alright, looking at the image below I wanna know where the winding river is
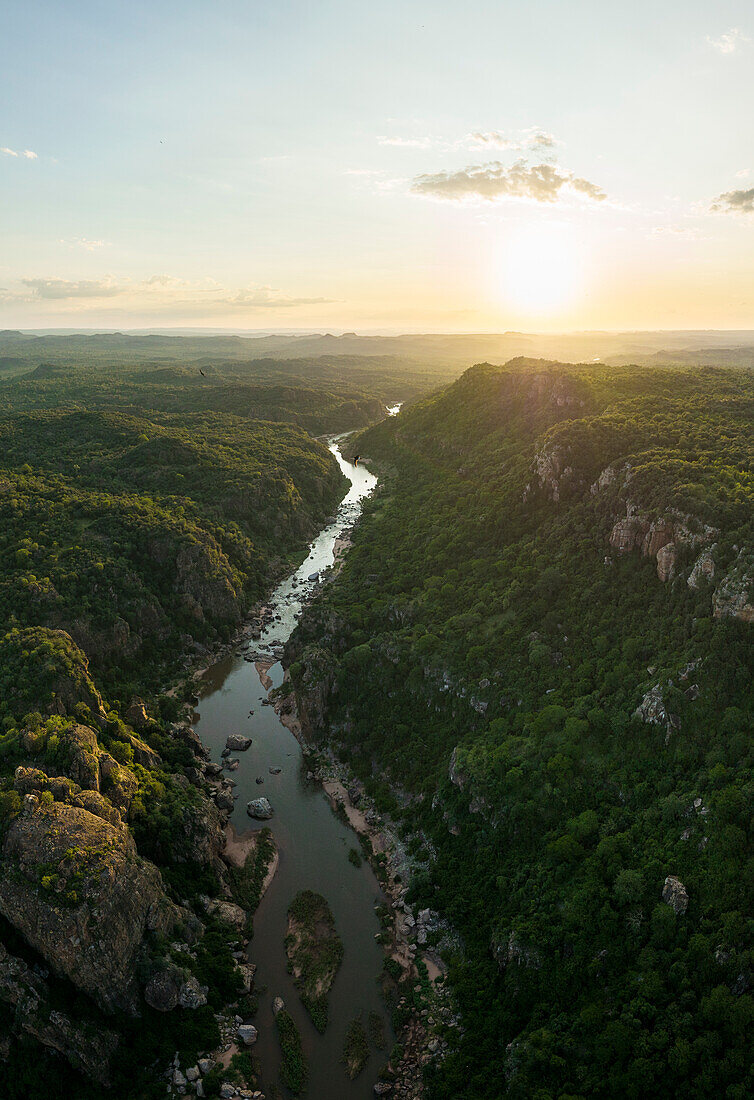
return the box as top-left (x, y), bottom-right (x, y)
top-left (193, 440), bottom-right (391, 1099)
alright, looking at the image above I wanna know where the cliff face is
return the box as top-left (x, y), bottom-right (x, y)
top-left (606, 502), bottom-right (718, 584)
top-left (0, 793), bottom-right (182, 1015)
top-left (0, 939), bottom-right (118, 1083)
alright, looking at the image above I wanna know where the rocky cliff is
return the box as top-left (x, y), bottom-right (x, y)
top-left (0, 791), bottom-right (183, 1015)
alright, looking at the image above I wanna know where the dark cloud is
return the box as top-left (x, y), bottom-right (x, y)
top-left (411, 159), bottom-right (606, 204)
top-left (711, 188), bottom-right (754, 214)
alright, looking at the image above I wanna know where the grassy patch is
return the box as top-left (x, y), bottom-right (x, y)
top-left (275, 1010), bottom-right (308, 1095)
top-left (342, 1014), bottom-right (369, 1079)
top-left (228, 827), bottom-right (275, 930)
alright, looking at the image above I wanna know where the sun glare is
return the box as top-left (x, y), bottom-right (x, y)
top-left (498, 223), bottom-right (584, 315)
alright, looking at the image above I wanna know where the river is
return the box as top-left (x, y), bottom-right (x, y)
top-left (193, 440), bottom-right (391, 1099)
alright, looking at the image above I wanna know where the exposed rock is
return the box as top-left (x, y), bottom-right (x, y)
top-left (662, 875), bottom-right (689, 915)
top-left (179, 974), bottom-right (208, 1008)
top-left (216, 789), bottom-right (235, 812)
top-left (656, 542), bottom-right (677, 583)
top-left (60, 723), bottom-right (101, 790)
top-left (642, 517), bottom-right (675, 559)
top-left (713, 551), bottom-right (754, 623)
top-left (206, 899), bottom-right (247, 928)
top-left (0, 939), bottom-right (118, 1083)
top-left (448, 746), bottom-right (467, 790)
top-left (246, 797), bottom-right (274, 820)
top-left (236, 963), bottom-right (255, 993)
top-left (0, 796), bottom-right (182, 1015)
top-left (633, 685), bottom-right (679, 736)
top-left (226, 734), bottom-right (252, 751)
top-left (272, 995), bottom-right (285, 1015)
top-left (97, 751), bottom-right (138, 815)
top-left (144, 966), bottom-right (181, 1011)
top-left (13, 766), bottom-right (123, 826)
top-left (688, 548), bottom-right (715, 589)
top-left (237, 1023), bottom-right (258, 1045)
top-left (609, 513), bottom-right (650, 553)
top-left (124, 697), bottom-right (150, 729)
top-left (608, 504), bottom-right (718, 584)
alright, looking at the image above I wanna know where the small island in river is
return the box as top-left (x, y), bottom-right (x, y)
top-left (285, 889), bottom-right (344, 1033)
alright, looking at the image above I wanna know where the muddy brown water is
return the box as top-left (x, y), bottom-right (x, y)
top-left (193, 441), bottom-right (394, 1099)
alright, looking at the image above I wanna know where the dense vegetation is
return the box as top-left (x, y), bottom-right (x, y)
top-left (285, 889), bottom-right (344, 1033)
top-left (0, 405), bottom-right (347, 700)
top-left (289, 359), bottom-right (754, 1099)
top-left (0, 357), bottom-right (370, 1094)
top-left (275, 1008), bottom-right (308, 1094)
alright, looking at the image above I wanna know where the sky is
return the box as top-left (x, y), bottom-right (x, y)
top-left (1, 0), bottom-right (753, 332)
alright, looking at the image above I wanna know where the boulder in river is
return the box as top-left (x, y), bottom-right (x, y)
top-left (247, 797), bottom-right (274, 820)
top-left (269, 766), bottom-right (282, 774)
top-left (226, 734), bottom-right (252, 751)
top-left (237, 1023), bottom-right (258, 1045)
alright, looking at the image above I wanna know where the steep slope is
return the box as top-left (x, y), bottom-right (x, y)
top-left (0, 408), bottom-right (347, 697)
top-left (0, 395), bottom-right (352, 1094)
top-left (289, 360), bottom-right (753, 1099)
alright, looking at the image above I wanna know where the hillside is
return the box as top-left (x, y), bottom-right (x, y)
top-left (0, 381), bottom-right (357, 1093)
top-left (288, 360), bottom-right (754, 1099)
top-left (0, 408), bottom-right (347, 698)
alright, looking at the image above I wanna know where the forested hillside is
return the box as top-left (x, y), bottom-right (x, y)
top-left (288, 360), bottom-right (753, 1099)
top-left (0, 407), bottom-right (346, 698)
top-left (0, 377), bottom-right (354, 1095)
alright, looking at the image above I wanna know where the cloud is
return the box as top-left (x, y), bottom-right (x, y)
top-left (223, 286), bottom-right (335, 309)
top-left (58, 237), bottom-right (109, 251)
top-left (1, 146), bottom-right (38, 159)
top-left (466, 129), bottom-right (558, 151)
top-left (377, 135), bottom-right (435, 149)
top-left (706, 28), bottom-right (750, 53)
top-left (6, 275), bottom-right (336, 314)
top-left (735, 168), bottom-right (750, 179)
top-left (649, 225), bottom-right (709, 239)
top-left (377, 128), bottom-right (561, 154)
top-left (410, 159), bottom-right (606, 204)
top-left (22, 278), bottom-right (125, 299)
top-left (711, 188), bottom-right (754, 213)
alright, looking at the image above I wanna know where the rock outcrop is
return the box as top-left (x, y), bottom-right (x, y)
top-left (662, 875), bottom-right (689, 915)
top-left (0, 940), bottom-right (118, 1083)
top-left (688, 548), bottom-right (715, 589)
top-left (226, 734), bottom-right (252, 751)
top-left (608, 503), bottom-right (718, 583)
top-left (0, 794), bottom-right (183, 1015)
top-left (247, 797), bottom-right (274, 820)
top-left (712, 550), bottom-right (754, 623)
top-left (633, 685), bottom-right (679, 737)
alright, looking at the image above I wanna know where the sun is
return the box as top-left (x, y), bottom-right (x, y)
top-left (497, 222), bottom-right (584, 316)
